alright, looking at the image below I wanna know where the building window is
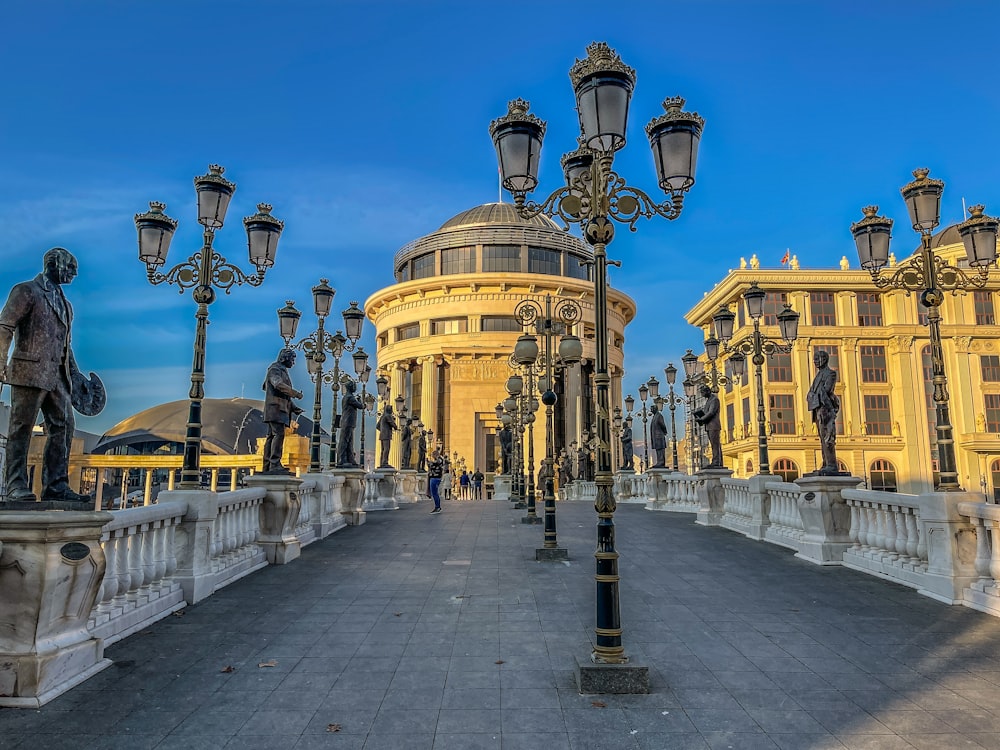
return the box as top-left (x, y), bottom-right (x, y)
top-left (397, 323), bottom-right (420, 341)
top-left (810, 292), bottom-right (836, 326)
top-left (377, 333), bottom-right (388, 349)
top-left (985, 394), bottom-right (1000, 433)
top-left (863, 394), bottom-right (892, 435)
top-left (768, 393), bottom-right (795, 435)
top-left (860, 345), bottom-right (887, 382)
top-left (528, 247), bottom-right (561, 276)
top-left (399, 265), bottom-right (410, 282)
top-left (921, 346), bottom-right (938, 462)
top-left (767, 352), bottom-right (793, 382)
top-left (981, 355), bottom-right (1000, 383)
top-left (762, 292), bottom-right (788, 326)
top-left (773, 458), bottom-right (799, 482)
top-left (405, 362), bottom-right (423, 423)
top-left (917, 300), bottom-right (929, 326)
top-left (481, 316), bottom-right (521, 332)
top-left (975, 291), bottom-right (996, 325)
top-left (441, 247), bottom-right (475, 275)
top-left (412, 252), bottom-right (436, 279)
top-left (431, 318), bottom-right (467, 335)
top-left (991, 459), bottom-right (1000, 503)
top-left (483, 245), bottom-right (521, 273)
top-left (745, 459), bottom-right (754, 475)
top-left (566, 254), bottom-right (591, 280)
top-left (742, 396), bottom-right (751, 437)
top-left (857, 293), bottom-right (883, 326)
top-left (726, 403), bottom-right (735, 441)
top-left (869, 459), bottom-right (897, 492)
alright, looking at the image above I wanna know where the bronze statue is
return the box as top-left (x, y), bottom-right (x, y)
top-left (558, 450), bottom-right (573, 485)
top-left (337, 379), bottom-right (364, 467)
top-left (0, 248), bottom-right (104, 504)
top-left (649, 405), bottom-right (668, 468)
top-left (693, 384), bottom-right (722, 468)
top-left (262, 348), bottom-right (304, 474)
top-left (498, 424), bottom-right (513, 474)
top-left (620, 420), bottom-right (634, 470)
top-left (400, 417), bottom-right (413, 469)
top-left (417, 429), bottom-right (427, 472)
top-left (807, 350), bottom-right (842, 474)
top-left (377, 403), bottom-right (396, 468)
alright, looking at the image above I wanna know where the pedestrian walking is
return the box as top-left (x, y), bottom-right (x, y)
top-left (472, 468), bottom-right (484, 500)
top-left (459, 470), bottom-right (470, 500)
top-left (440, 461), bottom-right (453, 503)
top-left (427, 449), bottom-right (444, 513)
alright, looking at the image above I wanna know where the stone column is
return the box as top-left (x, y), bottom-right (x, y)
top-left (745, 474), bottom-right (772, 540)
top-left (160, 489), bottom-right (219, 604)
top-left (696, 467), bottom-right (733, 526)
top-left (793, 474), bottom-right (863, 564)
top-left (918, 490), bottom-right (980, 603)
top-left (0, 510), bottom-right (113, 707)
top-left (245, 475), bottom-right (303, 565)
top-left (335, 467), bottom-right (367, 525)
top-left (365, 468), bottom-right (400, 510)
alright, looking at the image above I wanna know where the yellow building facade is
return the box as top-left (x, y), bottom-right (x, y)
top-left (364, 203), bottom-right (636, 476)
top-left (686, 229), bottom-right (1000, 496)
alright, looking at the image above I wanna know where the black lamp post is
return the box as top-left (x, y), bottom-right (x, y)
top-left (713, 283), bottom-right (800, 476)
top-left (850, 170), bottom-right (998, 490)
top-left (663, 364), bottom-right (682, 472)
top-left (136, 165), bottom-right (283, 489)
top-left (681, 349), bottom-right (703, 471)
top-left (490, 42), bottom-right (703, 672)
top-left (505, 374), bottom-right (525, 508)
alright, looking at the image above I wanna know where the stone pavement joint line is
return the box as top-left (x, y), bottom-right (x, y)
top-left (3, 499), bottom-right (1000, 749)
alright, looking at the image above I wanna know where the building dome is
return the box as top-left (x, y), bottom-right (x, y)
top-left (438, 202), bottom-right (561, 231)
top-left (92, 398), bottom-right (315, 456)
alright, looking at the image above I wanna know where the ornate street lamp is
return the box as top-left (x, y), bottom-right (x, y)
top-left (513, 334), bottom-right (542, 523)
top-left (514, 296), bottom-right (582, 558)
top-left (136, 165), bottom-right (283, 489)
top-left (505, 373), bottom-right (525, 508)
top-left (714, 284), bottom-right (800, 475)
top-left (851, 169), bottom-right (998, 490)
top-left (663, 363), bottom-right (682, 472)
top-left (491, 42), bottom-right (703, 673)
top-left (637, 382), bottom-right (650, 472)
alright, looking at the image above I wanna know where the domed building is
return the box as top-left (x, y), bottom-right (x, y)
top-left (364, 202), bottom-right (636, 476)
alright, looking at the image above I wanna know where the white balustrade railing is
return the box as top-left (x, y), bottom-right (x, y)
top-left (89, 501), bottom-right (187, 645)
top-left (958, 501), bottom-right (1000, 617)
top-left (213, 487), bottom-right (268, 589)
top-left (764, 481), bottom-right (805, 550)
top-left (645, 473), bottom-right (700, 512)
top-left (720, 478), bottom-right (753, 534)
top-left (841, 489), bottom-right (928, 590)
top-left (614, 472), bottom-right (649, 504)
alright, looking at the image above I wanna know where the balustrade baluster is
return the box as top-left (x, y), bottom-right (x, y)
top-left (904, 511), bottom-right (919, 562)
top-left (883, 508), bottom-right (899, 560)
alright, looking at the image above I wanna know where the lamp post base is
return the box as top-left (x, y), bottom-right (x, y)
top-left (574, 653), bottom-right (649, 694)
top-left (521, 514), bottom-right (543, 525)
top-left (535, 546), bottom-right (568, 562)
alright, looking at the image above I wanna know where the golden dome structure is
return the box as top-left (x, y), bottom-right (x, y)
top-left (365, 202), bottom-right (636, 476)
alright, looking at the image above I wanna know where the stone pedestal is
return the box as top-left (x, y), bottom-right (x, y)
top-left (794, 475), bottom-right (863, 565)
top-left (246, 475), bottom-right (302, 565)
top-left (695, 467), bottom-right (732, 526)
top-left (397, 469), bottom-right (419, 505)
top-left (335, 468), bottom-right (367, 526)
top-left (364, 469), bottom-right (400, 511)
top-left (575, 653), bottom-right (649, 694)
top-left (0, 510), bottom-right (114, 707)
top-left (918, 490), bottom-right (981, 603)
top-left (493, 475), bottom-right (511, 502)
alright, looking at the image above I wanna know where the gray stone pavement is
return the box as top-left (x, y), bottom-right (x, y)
top-left (4, 498), bottom-right (1000, 750)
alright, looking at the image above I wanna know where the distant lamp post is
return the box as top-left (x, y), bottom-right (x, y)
top-left (714, 283), bottom-right (800, 476)
top-left (663, 363), bottom-right (682, 472)
top-left (851, 169), bottom-right (998, 490)
top-left (513, 334), bottom-right (542, 524)
top-left (491, 41), bottom-right (703, 672)
top-left (505, 373), bottom-right (525, 508)
top-left (136, 164), bottom-right (283, 489)
top-left (637, 382), bottom-right (650, 472)
top-left (681, 349), bottom-right (703, 471)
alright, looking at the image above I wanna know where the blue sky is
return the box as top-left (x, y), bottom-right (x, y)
top-left (2, 1), bottom-right (998, 436)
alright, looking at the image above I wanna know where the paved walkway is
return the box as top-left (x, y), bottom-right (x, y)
top-left (3, 498), bottom-right (1000, 749)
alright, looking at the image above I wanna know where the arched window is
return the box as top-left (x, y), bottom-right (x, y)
top-left (773, 458), bottom-right (799, 482)
top-left (837, 460), bottom-right (849, 474)
top-left (991, 459), bottom-right (1000, 502)
top-left (869, 459), bottom-right (897, 492)
top-left (745, 459), bottom-right (754, 476)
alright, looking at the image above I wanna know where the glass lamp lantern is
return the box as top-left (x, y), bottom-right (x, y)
top-left (624, 394), bottom-right (635, 413)
top-left (647, 376), bottom-right (659, 399)
top-left (243, 203), bottom-right (284, 270)
top-left (375, 373), bottom-right (389, 399)
top-left (490, 98), bottom-right (546, 194)
top-left (776, 303), bottom-right (800, 342)
top-left (514, 334), bottom-right (539, 366)
top-left (195, 164), bottom-right (235, 229)
top-left (352, 348), bottom-right (368, 376)
top-left (851, 206), bottom-right (893, 271)
top-left (645, 96), bottom-right (704, 195)
top-left (958, 204), bottom-right (1000, 268)
top-left (558, 334), bottom-right (583, 365)
top-left (277, 300), bottom-right (301, 344)
top-left (681, 349), bottom-right (699, 379)
top-left (729, 352), bottom-right (747, 379)
top-left (341, 301), bottom-right (365, 343)
top-left (312, 278), bottom-right (335, 318)
top-left (134, 201), bottom-right (178, 267)
top-left (713, 305), bottom-right (736, 343)
top-left (569, 42), bottom-right (635, 153)
top-left (664, 363), bottom-right (677, 386)
top-left (900, 168), bottom-right (944, 233)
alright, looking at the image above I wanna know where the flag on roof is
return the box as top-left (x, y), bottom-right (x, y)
top-left (780, 249), bottom-right (791, 265)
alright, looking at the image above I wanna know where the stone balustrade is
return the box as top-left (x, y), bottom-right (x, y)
top-left (959, 500), bottom-right (1000, 617)
top-left (614, 471), bottom-right (649, 504)
top-left (562, 480), bottom-right (597, 503)
top-left (644, 471), bottom-right (700, 512)
top-left (763, 481), bottom-right (806, 551)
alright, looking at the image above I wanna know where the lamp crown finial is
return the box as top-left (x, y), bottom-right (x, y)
top-left (256, 203), bottom-right (273, 214)
top-left (862, 205), bottom-right (879, 218)
top-left (968, 204), bottom-right (985, 219)
top-left (569, 41), bottom-right (636, 88)
top-left (209, 164), bottom-right (225, 175)
top-left (149, 201), bottom-right (166, 213)
top-left (912, 167), bottom-right (930, 181)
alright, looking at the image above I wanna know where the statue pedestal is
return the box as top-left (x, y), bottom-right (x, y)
top-left (334, 468), bottom-right (367, 526)
top-left (397, 470), bottom-right (419, 505)
top-left (493, 475), bottom-right (511, 502)
top-left (246, 475), bottom-right (302, 565)
top-left (364, 469), bottom-right (399, 511)
top-left (793, 475), bottom-right (863, 565)
top-left (695, 467), bottom-right (733, 526)
top-left (0, 510), bottom-right (114, 707)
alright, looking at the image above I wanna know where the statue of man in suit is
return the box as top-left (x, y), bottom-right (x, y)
top-left (807, 350), bottom-right (842, 475)
top-left (262, 348), bottom-right (303, 474)
top-left (0, 248), bottom-right (103, 503)
top-left (377, 403), bottom-right (397, 468)
top-left (337, 379), bottom-right (364, 468)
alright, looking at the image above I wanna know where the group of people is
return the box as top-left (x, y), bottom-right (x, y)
top-left (424, 457), bottom-right (484, 514)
